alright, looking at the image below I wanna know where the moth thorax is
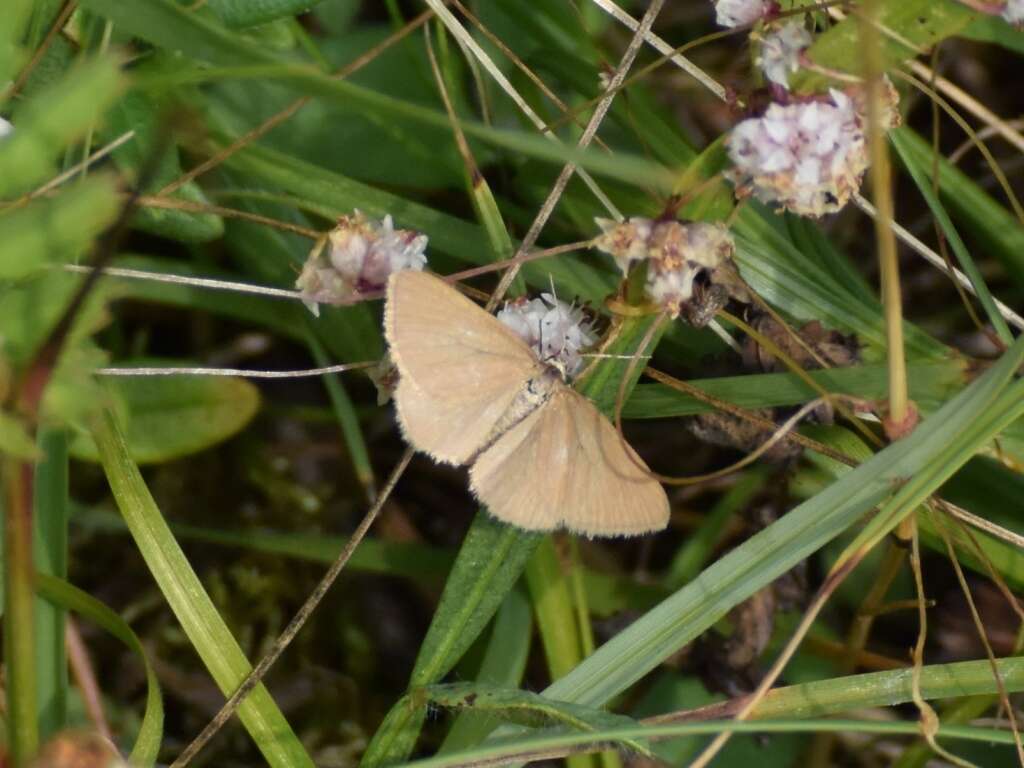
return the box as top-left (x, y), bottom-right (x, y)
top-left (471, 368), bottom-right (562, 463)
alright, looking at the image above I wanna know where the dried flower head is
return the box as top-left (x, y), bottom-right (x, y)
top-left (846, 75), bottom-right (902, 133)
top-left (593, 216), bottom-right (654, 275)
top-left (726, 89), bottom-right (868, 216)
top-left (756, 21), bottom-right (812, 89)
top-left (714, 0), bottom-right (769, 27)
top-left (646, 221), bottom-right (737, 314)
top-left (296, 210), bottom-right (428, 315)
top-left (497, 294), bottom-right (597, 378)
top-left (593, 217), bottom-right (738, 318)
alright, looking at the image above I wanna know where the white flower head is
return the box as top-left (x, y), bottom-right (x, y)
top-left (757, 21), bottom-right (812, 89)
top-left (498, 293), bottom-right (597, 378)
top-left (0, 117), bottom-right (12, 138)
top-left (1003, 0), bottom-right (1024, 24)
top-left (714, 0), bottom-right (770, 28)
top-left (296, 210), bottom-right (428, 315)
top-left (593, 216), bottom-right (655, 275)
top-left (726, 90), bottom-right (868, 216)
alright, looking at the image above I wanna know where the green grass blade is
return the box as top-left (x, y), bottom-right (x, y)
top-left (526, 537), bottom-right (584, 682)
top-left (90, 405), bottom-right (314, 768)
top-left (32, 428), bottom-right (68, 741)
top-left (440, 590), bottom-right (533, 754)
top-left (34, 574), bottom-right (164, 766)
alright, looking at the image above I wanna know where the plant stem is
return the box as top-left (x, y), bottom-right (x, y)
top-left (858, 0), bottom-right (910, 430)
top-left (33, 428), bottom-right (69, 740)
top-left (4, 458), bottom-right (39, 765)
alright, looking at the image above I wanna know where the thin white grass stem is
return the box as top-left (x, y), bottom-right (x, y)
top-left (26, 131), bottom-right (136, 200)
top-left (939, 500), bottom-right (1024, 552)
top-left (95, 362), bottom-right (375, 378)
top-left (422, 0), bottom-right (621, 220)
top-left (589, 0), bottom-right (726, 100)
top-left (853, 195), bottom-right (1024, 332)
top-left (63, 264), bottom-right (306, 302)
top-left (707, 318), bottom-right (743, 354)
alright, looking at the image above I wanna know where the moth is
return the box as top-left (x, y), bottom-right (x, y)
top-left (384, 270), bottom-right (669, 537)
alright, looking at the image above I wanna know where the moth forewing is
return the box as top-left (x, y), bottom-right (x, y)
top-left (385, 270), bottom-right (542, 464)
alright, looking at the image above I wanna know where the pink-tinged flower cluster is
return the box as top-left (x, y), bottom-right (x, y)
top-left (756, 21), bottom-right (811, 89)
top-left (497, 294), bottom-right (597, 377)
top-left (296, 210), bottom-right (428, 315)
top-left (594, 218), bottom-right (738, 316)
top-left (714, 0), bottom-right (769, 27)
top-left (726, 90), bottom-right (867, 217)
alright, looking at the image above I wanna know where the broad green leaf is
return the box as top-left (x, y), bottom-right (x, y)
top-left (34, 574), bottom-right (164, 766)
top-left (0, 56), bottom-right (124, 196)
top-left (960, 15), bottom-right (1024, 55)
top-left (91, 406), bottom-right (314, 768)
top-left (799, 0), bottom-right (976, 88)
top-left (0, 176), bottom-right (120, 279)
top-left (78, 0), bottom-right (280, 66)
top-left (207, 0), bottom-right (328, 28)
top-left (71, 370), bottom-right (260, 464)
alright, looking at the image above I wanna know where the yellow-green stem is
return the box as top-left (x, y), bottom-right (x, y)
top-left (4, 458), bottom-right (39, 765)
top-left (859, 0), bottom-right (909, 428)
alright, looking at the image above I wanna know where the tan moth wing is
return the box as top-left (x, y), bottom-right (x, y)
top-left (384, 270), bottom-right (543, 465)
top-left (469, 387), bottom-right (669, 536)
